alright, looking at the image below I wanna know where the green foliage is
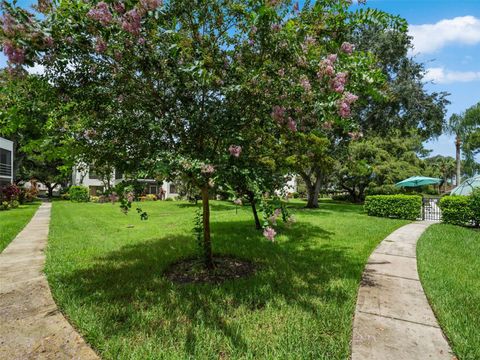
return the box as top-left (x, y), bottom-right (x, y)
top-left (470, 189), bottom-right (480, 226)
top-left (68, 186), bottom-right (89, 202)
top-left (364, 195), bottom-right (422, 220)
top-left (438, 196), bottom-right (474, 226)
top-left (366, 184), bottom-right (403, 195)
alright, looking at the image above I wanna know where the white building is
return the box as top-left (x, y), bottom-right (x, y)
top-left (71, 164), bottom-right (179, 198)
top-left (0, 137), bottom-right (14, 187)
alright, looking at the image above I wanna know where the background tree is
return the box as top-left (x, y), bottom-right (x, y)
top-left (447, 102), bottom-right (480, 185)
top-left (0, 72), bottom-right (73, 197)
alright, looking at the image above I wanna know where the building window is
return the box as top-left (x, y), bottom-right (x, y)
top-left (169, 183), bottom-right (177, 194)
top-left (149, 185), bottom-right (158, 194)
top-left (115, 169), bottom-right (123, 180)
top-left (0, 148), bottom-right (12, 177)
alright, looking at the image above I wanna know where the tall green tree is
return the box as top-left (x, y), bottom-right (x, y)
top-left (0, 72), bottom-right (73, 197)
top-left (447, 102), bottom-right (480, 185)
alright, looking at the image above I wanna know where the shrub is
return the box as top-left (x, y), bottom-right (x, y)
top-left (439, 196), bottom-right (474, 226)
top-left (90, 196), bottom-right (100, 203)
top-left (69, 186), bottom-right (90, 202)
top-left (364, 195), bottom-right (422, 220)
top-left (470, 189), bottom-right (480, 226)
top-left (0, 184), bottom-right (21, 202)
top-left (145, 194), bottom-right (157, 201)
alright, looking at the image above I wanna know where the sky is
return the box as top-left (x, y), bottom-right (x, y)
top-left (352, 0), bottom-right (480, 159)
top-left (1, 0), bottom-right (480, 159)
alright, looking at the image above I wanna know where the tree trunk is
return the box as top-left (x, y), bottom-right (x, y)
top-left (306, 176), bottom-right (322, 208)
top-left (455, 135), bottom-right (462, 186)
top-left (45, 183), bottom-right (55, 198)
top-left (201, 186), bottom-right (214, 270)
top-left (248, 192), bottom-right (261, 230)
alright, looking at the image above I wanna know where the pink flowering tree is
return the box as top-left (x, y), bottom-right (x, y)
top-left (0, 0), bottom-right (403, 265)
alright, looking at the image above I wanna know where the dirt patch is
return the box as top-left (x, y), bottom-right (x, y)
top-left (164, 255), bottom-right (256, 284)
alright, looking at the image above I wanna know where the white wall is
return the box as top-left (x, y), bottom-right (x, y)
top-left (0, 137), bottom-right (14, 184)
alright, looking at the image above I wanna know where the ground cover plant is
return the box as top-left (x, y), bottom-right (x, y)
top-left (417, 224), bottom-right (480, 360)
top-left (0, 201), bottom-right (40, 252)
top-left (45, 199), bottom-right (407, 359)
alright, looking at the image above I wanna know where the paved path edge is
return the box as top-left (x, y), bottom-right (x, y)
top-left (351, 221), bottom-right (455, 360)
top-left (0, 202), bottom-right (99, 359)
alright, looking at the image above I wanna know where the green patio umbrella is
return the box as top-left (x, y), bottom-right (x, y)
top-left (451, 175), bottom-right (480, 196)
top-left (395, 176), bottom-right (442, 188)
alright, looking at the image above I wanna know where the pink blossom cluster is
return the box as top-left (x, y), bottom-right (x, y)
top-left (233, 198), bottom-right (242, 205)
top-left (126, 192), bottom-right (135, 202)
top-left (271, 105), bottom-right (286, 123)
top-left (201, 164), bottom-right (215, 174)
top-left (122, 9), bottom-right (142, 35)
top-left (271, 23), bottom-right (282, 32)
top-left (2, 41), bottom-right (25, 64)
top-left (140, 0), bottom-right (162, 11)
top-left (330, 72), bottom-right (347, 93)
top-left (277, 68), bottom-right (285, 77)
top-left (87, 2), bottom-right (112, 26)
top-left (318, 54), bottom-right (337, 78)
top-left (113, 2), bottom-right (125, 14)
top-left (299, 76), bottom-right (311, 92)
top-left (36, 0), bottom-right (52, 14)
top-left (95, 37), bottom-right (107, 53)
top-left (341, 42), bottom-right (355, 55)
top-left (287, 117), bottom-right (297, 132)
top-left (1, 14), bottom-right (17, 37)
top-left (44, 36), bottom-right (54, 48)
top-left (228, 145), bottom-right (242, 157)
top-left (263, 226), bottom-right (277, 242)
top-left (268, 208), bottom-right (282, 226)
top-left (337, 91), bottom-right (358, 118)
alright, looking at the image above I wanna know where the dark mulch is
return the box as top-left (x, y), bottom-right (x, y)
top-left (164, 255), bottom-right (256, 284)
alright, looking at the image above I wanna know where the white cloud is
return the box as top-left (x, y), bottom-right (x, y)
top-left (409, 16), bottom-right (480, 54)
top-left (424, 67), bottom-right (480, 84)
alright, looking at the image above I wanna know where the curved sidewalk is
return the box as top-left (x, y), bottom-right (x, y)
top-left (352, 222), bottom-right (454, 360)
top-left (0, 202), bottom-right (98, 359)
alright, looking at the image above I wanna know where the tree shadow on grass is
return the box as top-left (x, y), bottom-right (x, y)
top-left (54, 219), bottom-right (365, 358)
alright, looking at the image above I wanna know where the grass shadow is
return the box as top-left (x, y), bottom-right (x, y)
top-left (53, 217), bottom-right (369, 358)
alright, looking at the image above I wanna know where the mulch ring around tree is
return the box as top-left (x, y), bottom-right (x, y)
top-left (164, 255), bottom-right (256, 284)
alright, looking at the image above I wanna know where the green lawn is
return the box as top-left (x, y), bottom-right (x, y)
top-left (0, 202), bottom-right (41, 252)
top-left (417, 224), bottom-right (480, 360)
top-left (46, 199), bottom-right (408, 360)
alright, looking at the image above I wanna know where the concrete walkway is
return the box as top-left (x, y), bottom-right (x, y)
top-left (352, 222), bottom-right (454, 360)
top-left (0, 202), bottom-right (98, 359)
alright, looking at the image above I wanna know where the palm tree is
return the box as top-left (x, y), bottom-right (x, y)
top-left (446, 113), bottom-right (469, 186)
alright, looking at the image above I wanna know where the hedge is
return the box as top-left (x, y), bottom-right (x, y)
top-left (439, 196), bottom-right (473, 226)
top-left (364, 195), bottom-right (422, 220)
top-left (439, 194), bottom-right (479, 226)
top-left (68, 186), bottom-right (90, 202)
